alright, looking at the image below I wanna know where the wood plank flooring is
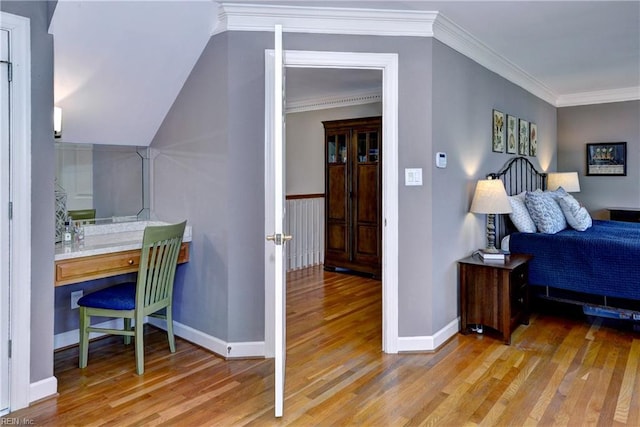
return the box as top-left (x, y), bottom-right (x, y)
top-left (5, 265), bottom-right (640, 426)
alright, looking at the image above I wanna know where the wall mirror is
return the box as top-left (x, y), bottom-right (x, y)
top-left (55, 143), bottom-right (150, 224)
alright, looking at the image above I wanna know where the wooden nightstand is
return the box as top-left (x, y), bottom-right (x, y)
top-left (458, 253), bottom-right (533, 344)
top-left (608, 207), bottom-right (640, 223)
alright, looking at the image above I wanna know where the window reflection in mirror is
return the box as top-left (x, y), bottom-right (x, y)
top-left (55, 143), bottom-right (149, 223)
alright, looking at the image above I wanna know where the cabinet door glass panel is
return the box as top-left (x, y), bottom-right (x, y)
top-left (328, 134), bottom-right (347, 164)
top-left (369, 132), bottom-right (379, 162)
top-left (327, 135), bottom-right (337, 163)
top-left (338, 134), bottom-right (347, 163)
top-left (357, 133), bottom-right (367, 163)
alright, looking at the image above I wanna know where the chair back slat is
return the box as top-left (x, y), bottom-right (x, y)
top-left (136, 221), bottom-right (187, 312)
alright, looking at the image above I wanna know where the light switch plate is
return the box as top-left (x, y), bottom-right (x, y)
top-left (405, 168), bottom-right (423, 186)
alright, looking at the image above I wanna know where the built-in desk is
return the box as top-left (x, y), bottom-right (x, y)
top-left (54, 221), bottom-right (192, 287)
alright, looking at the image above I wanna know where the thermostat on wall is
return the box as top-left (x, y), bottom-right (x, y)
top-left (436, 152), bottom-right (447, 168)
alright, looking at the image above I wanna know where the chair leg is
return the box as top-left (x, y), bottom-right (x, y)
top-left (166, 307), bottom-right (176, 353)
top-left (124, 318), bottom-right (132, 345)
top-left (134, 316), bottom-right (144, 375)
top-left (79, 307), bottom-right (89, 369)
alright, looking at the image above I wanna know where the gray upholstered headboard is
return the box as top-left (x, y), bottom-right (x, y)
top-left (489, 157), bottom-right (547, 246)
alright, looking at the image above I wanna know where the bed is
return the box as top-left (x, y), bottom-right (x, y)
top-left (491, 157), bottom-right (640, 317)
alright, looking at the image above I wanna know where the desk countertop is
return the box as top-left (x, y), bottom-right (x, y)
top-left (55, 221), bottom-right (192, 261)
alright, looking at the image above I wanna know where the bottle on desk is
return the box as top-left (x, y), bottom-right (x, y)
top-left (63, 219), bottom-right (73, 245)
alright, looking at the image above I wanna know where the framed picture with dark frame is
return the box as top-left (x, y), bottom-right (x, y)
top-left (506, 115), bottom-right (517, 154)
top-left (518, 119), bottom-right (529, 156)
top-left (492, 109), bottom-right (505, 152)
top-left (529, 123), bottom-right (537, 157)
top-left (586, 142), bottom-right (627, 176)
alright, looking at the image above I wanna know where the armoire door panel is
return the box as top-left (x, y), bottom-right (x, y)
top-left (355, 225), bottom-right (379, 256)
top-left (326, 223), bottom-right (348, 252)
top-left (327, 166), bottom-right (347, 221)
top-left (355, 165), bottom-right (379, 223)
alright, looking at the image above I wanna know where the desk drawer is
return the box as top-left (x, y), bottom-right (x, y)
top-left (55, 242), bottom-right (189, 287)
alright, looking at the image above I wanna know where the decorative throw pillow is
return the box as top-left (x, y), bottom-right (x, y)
top-left (548, 186), bottom-right (568, 199)
top-left (525, 190), bottom-right (567, 234)
top-left (557, 194), bottom-right (592, 231)
top-left (508, 192), bottom-right (536, 233)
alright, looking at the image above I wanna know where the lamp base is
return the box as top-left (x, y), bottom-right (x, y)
top-left (483, 246), bottom-right (500, 254)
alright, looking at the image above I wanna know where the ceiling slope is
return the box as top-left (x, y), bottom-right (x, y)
top-left (50, 0), bottom-right (216, 146)
top-left (50, 1), bottom-right (639, 146)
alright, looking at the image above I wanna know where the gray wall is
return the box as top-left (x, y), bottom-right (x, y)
top-left (0, 1), bottom-right (56, 382)
top-left (558, 101), bottom-right (640, 219)
top-left (286, 103), bottom-right (382, 195)
top-left (150, 32), bottom-right (230, 339)
top-left (430, 39), bottom-right (557, 332)
top-left (151, 30), bottom-right (557, 342)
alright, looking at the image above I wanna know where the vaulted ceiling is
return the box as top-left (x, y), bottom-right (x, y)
top-left (50, 1), bottom-right (640, 146)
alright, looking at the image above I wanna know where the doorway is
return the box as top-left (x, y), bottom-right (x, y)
top-left (264, 50), bottom-right (399, 357)
top-left (0, 11), bottom-right (32, 413)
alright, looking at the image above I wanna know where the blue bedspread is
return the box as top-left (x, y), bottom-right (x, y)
top-left (509, 220), bottom-right (640, 301)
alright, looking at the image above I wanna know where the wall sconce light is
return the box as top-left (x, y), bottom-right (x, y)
top-left (547, 172), bottom-right (580, 193)
top-left (54, 106), bottom-right (62, 139)
top-left (470, 178), bottom-right (512, 252)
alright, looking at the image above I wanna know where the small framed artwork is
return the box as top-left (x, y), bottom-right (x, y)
top-left (518, 119), bottom-right (529, 156)
top-left (506, 115), bottom-right (517, 154)
top-left (529, 123), bottom-right (538, 156)
top-left (492, 109), bottom-right (505, 152)
top-left (586, 142), bottom-right (627, 176)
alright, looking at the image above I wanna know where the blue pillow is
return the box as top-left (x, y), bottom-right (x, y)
top-left (525, 190), bottom-right (567, 234)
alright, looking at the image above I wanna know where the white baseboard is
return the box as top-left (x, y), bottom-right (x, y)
top-left (30, 376), bottom-right (57, 404)
top-left (147, 317), bottom-right (265, 359)
top-left (397, 317), bottom-right (460, 352)
top-left (54, 317), bottom-right (266, 359)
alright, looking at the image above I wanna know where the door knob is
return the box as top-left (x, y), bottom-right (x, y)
top-left (266, 233), bottom-right (293, 245)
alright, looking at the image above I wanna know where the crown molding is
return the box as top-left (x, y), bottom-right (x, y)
top-left (215, 3), bottom-right (634, 107)
top-left (286, 89), bottom-right (382, 114)
top-left (431, 13), bottom-right (557, 106)
top-left (215, 4), bottom-right (438, 37)
top-left (556, 86), bottom-right (640, 107)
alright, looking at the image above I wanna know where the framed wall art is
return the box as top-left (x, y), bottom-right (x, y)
top-left (586, 142), bottom-right (627, 176)
top-left (518, 119), bottom-right (529, 156)
top-left (529, 123), bottom-right (537, 157)
top-left (506, 115), bottom-right (517, 154)
top-left (492, 109), bottom-right (505, 152)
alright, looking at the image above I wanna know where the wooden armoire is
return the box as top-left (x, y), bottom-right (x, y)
top-left (323, 116), bottom-right (382, 278)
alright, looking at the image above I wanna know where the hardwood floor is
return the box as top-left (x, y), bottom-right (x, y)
top-left (5, 265), bottom-right (640, 426)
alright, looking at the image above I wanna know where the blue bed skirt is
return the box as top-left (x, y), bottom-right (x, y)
top-left (509, 220), bottom-right (640, 301)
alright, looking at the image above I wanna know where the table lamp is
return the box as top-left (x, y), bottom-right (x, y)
top-left (470, 178), bottom-right (512, 253)
top-left (547, 172), bottom-right (580, 192)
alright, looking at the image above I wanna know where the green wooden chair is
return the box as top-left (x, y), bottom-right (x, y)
top-left (78, 220), bottom-right (187, 374)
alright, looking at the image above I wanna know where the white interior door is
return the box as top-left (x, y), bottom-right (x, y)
top-left (0, 28), bottom-right (11, 415)
top-left (266, 24), bottom-right (289, 418)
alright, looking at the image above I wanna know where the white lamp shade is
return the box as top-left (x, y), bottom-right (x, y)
top-left (547, 172), bottom-right (580, 192)
top-left (470, 178), bottom-right (512, 214)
